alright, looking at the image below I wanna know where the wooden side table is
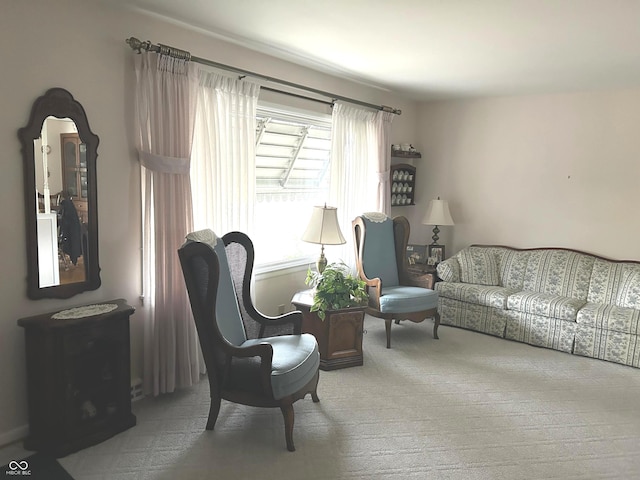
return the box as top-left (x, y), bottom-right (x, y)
top-left (292, 290), bottom-right (364, 370)
top-left (408, 265), bottom-right (438, 290)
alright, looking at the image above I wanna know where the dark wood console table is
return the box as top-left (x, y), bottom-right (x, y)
top-left (292, 290), bottom-right (364, 370)
top-left (17, 299), bottom-right (136, 457)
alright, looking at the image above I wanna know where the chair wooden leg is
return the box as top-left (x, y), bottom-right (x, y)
top-left (206, 396), bottom-right (221, 430)
top-left (311, 371), bottom-right (320, 403)
top-left (280, 403), bottom-right (295, 451)
top-left (385, 319), bottom-right (392, 348)
top-left (433, 311), bottom-right (440, 340)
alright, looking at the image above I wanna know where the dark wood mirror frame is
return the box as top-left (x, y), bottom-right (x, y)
top-left (19, 88), bottom-right (101, 299)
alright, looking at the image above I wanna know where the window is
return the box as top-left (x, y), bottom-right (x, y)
top-left (253, 104), bottom-right (332, 269)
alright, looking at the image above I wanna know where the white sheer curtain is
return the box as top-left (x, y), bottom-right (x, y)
top-left (191, 71), bottom-right (260, 235)
top-left (374, 110), bottom-right (394, 214)
top-left (134, 52), bottom-right (203, 396)
top-left (329, 102), bottom-right (386, 268)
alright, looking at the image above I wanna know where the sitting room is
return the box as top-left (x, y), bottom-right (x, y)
top-left (2, 1), bottom-right (640, 478)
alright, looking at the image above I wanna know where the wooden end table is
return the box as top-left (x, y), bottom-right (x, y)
top-left (408, 264), bottom-right (438, 290)
top-left (292, 289), bottom-right (364, 370)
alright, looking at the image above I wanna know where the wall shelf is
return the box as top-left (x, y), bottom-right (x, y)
top-left (391, 150), bottom-right (421, 159)
top-left (391, 164), bottom-right (416, 206)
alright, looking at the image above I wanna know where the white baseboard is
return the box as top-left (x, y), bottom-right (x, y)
top-left (131, 377), bottom-right (144, 402)
top-left (0, 425), bottom-right (28, 449)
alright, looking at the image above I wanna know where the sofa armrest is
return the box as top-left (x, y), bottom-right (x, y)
top-left (437, 257), bottom-right (460, 282)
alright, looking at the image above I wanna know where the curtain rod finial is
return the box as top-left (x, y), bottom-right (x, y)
top-left (126, 37), bottom-right (150, 54)
top-left (381, 105), bottom-right (401, 115)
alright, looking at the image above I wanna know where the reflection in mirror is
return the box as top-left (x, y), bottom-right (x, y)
top-left (19, 88), bottom-right (100, 299)
top-left (35, 117), bottom-right (87, 287)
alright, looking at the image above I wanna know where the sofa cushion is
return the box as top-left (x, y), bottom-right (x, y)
top-left (522, 250), bottom-right (594, 299)
top-left (576, 302), bottom-right (640, 335)
top-left (458, 248), bottom-right (500, 286)
top-left (436, 257), bottom-right (460, 283)
top-left (616, 267), bottom-right (640, 309)
top-left (436, 282), bottom-right (515, 309)
top-left (507, 291), bottom-right (585, 321)
top-left (379, 286), bottom-right (438, 314)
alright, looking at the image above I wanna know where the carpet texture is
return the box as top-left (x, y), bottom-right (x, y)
top-left (2, 453), bottom-right (73, 479)
top-left (57, 318), bottom-right (640, 479)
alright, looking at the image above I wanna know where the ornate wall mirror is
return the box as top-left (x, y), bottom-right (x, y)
top-left (19, 88), bottom-right (101, 299)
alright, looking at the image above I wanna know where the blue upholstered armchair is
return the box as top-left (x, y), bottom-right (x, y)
top-left (352, 213), bottom-right (439, 348)
top-left (178, 229), bottom-right (320, 451)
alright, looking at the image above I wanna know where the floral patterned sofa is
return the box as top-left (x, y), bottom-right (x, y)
top-left (435, 245), bottom-right (640, 368)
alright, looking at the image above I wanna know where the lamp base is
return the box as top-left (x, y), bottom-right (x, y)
top-left (316, 252), bottom-right (327, 274)
top-left (430, 225), bottom-right (440, 245)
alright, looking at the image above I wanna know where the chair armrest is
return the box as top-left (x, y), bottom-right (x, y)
top-left (253, 310), bottom-right (303, 336)
top-left (364, 277), bottom-right (383, 309)
top-left (353, 253), bottom-right (383, 308)
top-left (222, 341), bottom-right (274, 397)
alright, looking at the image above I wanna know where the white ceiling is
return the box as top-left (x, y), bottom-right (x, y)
top-left (117, 0), bottom-right (640, 101)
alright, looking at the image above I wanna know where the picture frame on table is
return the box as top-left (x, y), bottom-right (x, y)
top-left (406, 244), bottom-right (428, 265)
top-left (428, 244), bottom-right (445, 265)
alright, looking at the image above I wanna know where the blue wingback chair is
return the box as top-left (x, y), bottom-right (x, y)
top-left (178, 229), bottom-right (320, 451)
top-left (353, 213), bottom-right (439, 348)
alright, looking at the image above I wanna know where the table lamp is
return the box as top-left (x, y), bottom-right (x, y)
top-left (422, 197), bottom-right (455, 245)
top-left (302, 204), bottom-right (346, 273)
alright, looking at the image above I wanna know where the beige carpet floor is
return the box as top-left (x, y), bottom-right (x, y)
top-left (6, 317), bottom-right (640, 479)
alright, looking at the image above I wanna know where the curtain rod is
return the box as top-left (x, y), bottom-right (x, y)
top-left (125, 37), bottom-right (401, 115)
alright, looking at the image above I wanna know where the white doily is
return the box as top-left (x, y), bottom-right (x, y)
top-left (52, 303), bottom-right (118, 320)
top-left (363, 212), bottom-right (388, 223)
top-left (186, 229), bottom-right (219, 248)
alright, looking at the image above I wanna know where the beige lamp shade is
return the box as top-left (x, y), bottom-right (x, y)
top-left (422, 197), bottom-right (454, 245)
top-left (302, 204), bottom-right (345, 272)
top-left (302, 205), bottom-right (346, 245)
top-left (422, 198), bottom-right (455, 226)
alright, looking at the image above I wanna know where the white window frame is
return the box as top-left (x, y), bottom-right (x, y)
top-left (253, 102), bottom-right (333, 272)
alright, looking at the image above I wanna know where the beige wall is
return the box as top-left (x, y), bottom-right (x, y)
top-left (415, 91), bottom-right (640, 260)
top-left (0, 0), bottom-right (417, 444)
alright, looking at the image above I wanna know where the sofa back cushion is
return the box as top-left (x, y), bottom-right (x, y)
top-left (455, 246), bottom-right (530, 289)
top-left (523, 249), bottom-right (594, 299)
top-left (587, 258), bottom-right (627, 304)
top-left (494, 248), bottom-right (530, 290)
top-left (616, 266), bottom-right (640, 309)
top-left (458, 248), bottom-right (500, 286)
top-left (587, 259), bottom-right (640, 309)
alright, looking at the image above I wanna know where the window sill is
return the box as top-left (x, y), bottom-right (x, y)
top-left (254, 258), bottom-right (313, 280)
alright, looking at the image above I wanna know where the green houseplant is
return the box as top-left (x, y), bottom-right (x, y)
top-left (305, 262), bottom-right (368, 320)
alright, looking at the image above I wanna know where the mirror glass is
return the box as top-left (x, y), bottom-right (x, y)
top-left (19, 88), bottom-right (100, 299)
